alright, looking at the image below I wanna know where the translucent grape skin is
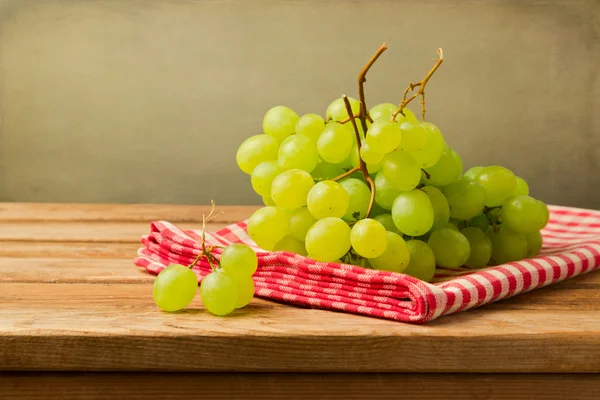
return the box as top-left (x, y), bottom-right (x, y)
top-left (273, 235), bottom-right (308, 256)
top-left (464, 166), bottom-right (484, 180)
top-left (451, 150), bottom-right (463, 181)
top-left (421, 186), bottom-right (450, 230)
top-left (232, 275), bottom-right (255, 308)
top-left (525, 230), bottom-right (543, 258)
top-left (251, 161), bottom-right (281, 197)
top-left (219, 243), bottom-right (258, 280)
top-left (374, 171), bottom-right (402, 210)
top-left (270, 169), bottom-right (315, 210)
top-left (311, 160), bottom-right (346, 181)
top-left (423, 144), bottom-right (461, 187)
top-left (200, 270), bottom-right (239, 316)
top-left (327, 97), bottom-right (360, 121)
top-left (513, 177), bottom-right (530, 197)
top-left (236, 134), bottom-right (279, 174)
top-left (403, 240), bottom-right (437, 282)
top-left (288, 207), bottom-right (316, 241)
top-left (468, 213), bottom-right (490, 232)
top-left (369, 232), bottom-right (410, 273)
top-left (461, 227), bottom-right (492, 268)
top-left (486, 225), bottom-right (528, 265)
top-left (350, 219), bottom-right (388, 258)
top-left (262, 105), bottom-right (299, 142)
top-left (360, 141), bottom-right (384, 164)
top-left (340, 178), bottom-right (371, 221)
top-left (262, 195), bottom-right (276, 206)
top-left (373, 213), bottom-right (402, 235)
top-left (428, 228), bottom-right (471, 268)
top-left (369, 103), bottom-right (397, 121)
top-left (501, 196), bottom-right (549, 233)
top-left (153, 264), bottom-right (198, 312)
top-left (394, 107), bottom-right (418, 123)
top-left (317, 122), bottom-right (354, 163)
top-left (278, 134), bottom-right (319, 173)
top-left (366, 120), bottom-right (402, 154)
top-left (296, 113), bottom-right (325, 141)
top-left (381, 150), bottom-right (421, 191)
top-left (247, 206), bottom-right (289, 250)
top-left (475, 166), bottom-right (518, 207)
top-left (398, 121), bottom-right (427, 152)
top-left (392, 189), bottom-right (435, 236)
top-left (305, 217), bottom-right (352, 262)
top-left (307, 180), bottom-right (350, 220)
top-left (412, 122), bottom-right (445, 168)
top-left (442, 177), bottom-right (486, 220)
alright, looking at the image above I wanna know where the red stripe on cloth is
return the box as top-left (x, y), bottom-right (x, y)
top-left (133, 205), bottom-right (600, 323)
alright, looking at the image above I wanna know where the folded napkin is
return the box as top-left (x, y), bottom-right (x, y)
top-left (134, 205), bottom-right (600, 323)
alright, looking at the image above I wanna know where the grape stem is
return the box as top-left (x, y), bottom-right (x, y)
top-left (392, 48), bottom-right (444, 122)
top-left (339, 113), bottom-right (364, 124)
top-left (357, 42), bottom-right (387, 132)
top-left (342, 95), bottom-right (376, 218)
top-left (331, 166), bottom-right (360, 182)
top-left (421, 169), bottom-right (431, 180)
top-left (189, 200), bottom-right (223, 271)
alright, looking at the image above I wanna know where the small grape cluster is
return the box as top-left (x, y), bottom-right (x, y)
top-left (153, 237), bottom-right (258, 316)
top-left (235, 44), bottom-right (549, 282)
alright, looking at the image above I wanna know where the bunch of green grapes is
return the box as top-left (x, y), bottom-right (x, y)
top-left (152, 243), bottom-right (258, 316)
top-left (236, 100), bottom-right (549, 283)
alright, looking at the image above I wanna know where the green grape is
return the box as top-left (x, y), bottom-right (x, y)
top-left (443, 222), bottom-right (460, 231)
top-left (251, 161), bottom-right (281, 197)
top-left (369, 232), bottom-right (410, 273)
top-left (423, 144), bottom-right (461, 187)
top-left (412, 122), bottom-right (445, 168)
top-left (326, 97), bottom-right (360, 121)
top-left (345, 118), bottom-right (371, 138)
top-left (427, 228), bottom-right (471, 268)
top-left (288, 207), bottom-right (316, 241)
top-left (525, 230), bottom-right (543, 258)
top-left (442, 177), bottom-right (486, 220)
top-left (487, 225), bottom-right (528, 264)
top-left (317, 122), bottom-right (354, 163)
top-left (461, 227), bottom-right (492, 268)
top-left (220, 243), bottom-right (258, 280)
top-left (350, 219), bottom-right (388, 258)
top-left (395, 107), bottom-right (418, 123)
top-left (200, 270), bottom-right (238, 316)
top-left (369, 103), bottom-right (397, 121)
top-left (273, 235), bottom-right (307, 256)
top-left (262, 196), bottom-right (276, 206)
top-left (398, 121), bottom-right (427, 152)
top-left (403, 240), bottom-right (436, 282)
top-left (374, 171), bottom-right (401, 210)
top-left (247, 206), bottom-right (289, 250)
top-left (366, 120), bottom-right (402, 154)
top-left (451, 150), bottom-right (463, 181)
top-left (305, 217), bottom-right (352, 262)
top-left (262, 105), bottom-right (299, 142)
top-left (296, 113), bottom-right (325, 141)
top-left (230, 275), bottom-right (255, 308)
top-left (271, 169), bottom-right (315, 210)
top-left (513, 177), bottom-right (530, 197)
top-left (381, 150), bottom-right (421, 191)
top-left (392, 189), bottom-right (435, 236)
top-left (501, 196), bottom-right (549, 233)
top-left (449, 218), bottom-right (467, 229)
top-left (468, 212), bottom-right (490, 232)
top-left (360, 142), bottom-right (384, 164)
top-left (475, 166), bottom-right (518, 207)
top-left (153, 264), bottom-right (198, 312)
top-left (373, 213), bottom-right (402, 235)
top-left (340, 178), bottom-right (371, 221)
top-left (421, 186), bottom-right (450, 230)
top-left (311, 160), bottom-right (346, 181)
top-left (464, 166), bottom-right (484, 180)
top-left (278, 134), bottom-right (319, 173)
top-left (369, 200), bottom-right (387, 217)
top-left (236, 134), bottom-right (279, 174)
top-left (307, 180), bottom-right (350, 220)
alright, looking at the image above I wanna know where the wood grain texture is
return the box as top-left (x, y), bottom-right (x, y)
top-left (0, 282), bottom-right (600, 372)
top-left (1, 373), bottom-right (599, 400)
top-left (0, 241), bottom-right (141, 259)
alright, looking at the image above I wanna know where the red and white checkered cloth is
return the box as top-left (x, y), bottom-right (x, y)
top-left (134, 205), bottom-right (600, 323)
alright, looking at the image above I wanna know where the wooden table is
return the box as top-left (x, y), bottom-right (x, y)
top-left (1, 203), bottom-right (599, 399)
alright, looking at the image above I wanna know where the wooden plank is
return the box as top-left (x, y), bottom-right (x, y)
top-left (0, 203), bottom-right (258, 223)
top-left (0, 241), bottom-right (142, 259)
top-left (0, 258), bottom-right (153, 284)
top-left (0, 221), bottom-right (227, 243)
top-left (1, 372), bottom-right (599, 400)
top-left (1, 283), bottom-right (600, 372)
